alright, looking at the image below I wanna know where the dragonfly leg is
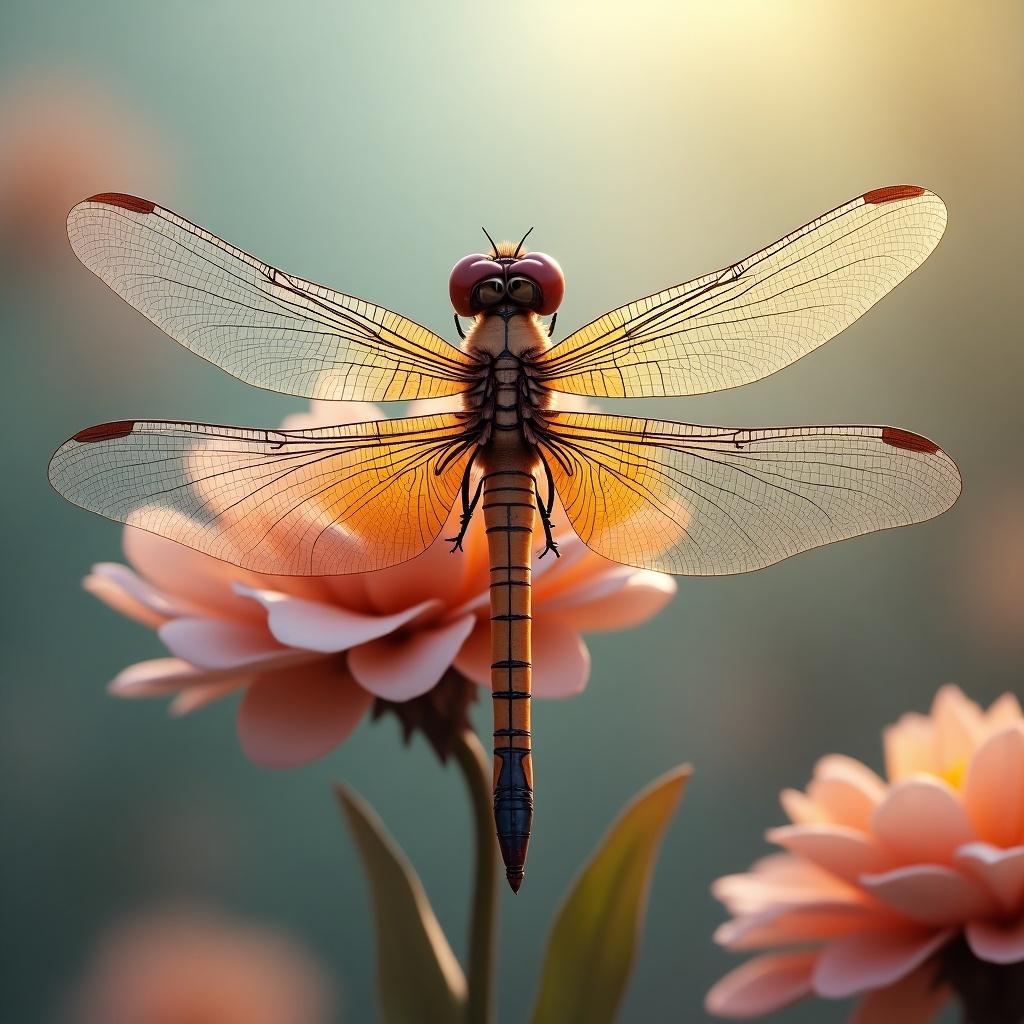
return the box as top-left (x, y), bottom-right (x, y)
top-left (535, 453), bottom-right (560, 559)
top-left (447, 449), bottom-right (483, 553)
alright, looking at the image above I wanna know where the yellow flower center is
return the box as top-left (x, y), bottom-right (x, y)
top-left (939, 759), bottom-right (967, 789)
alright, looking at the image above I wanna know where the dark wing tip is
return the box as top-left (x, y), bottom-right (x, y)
top-left (881, 426), bottom-right (940, 454)
top-left (83, 193), bottom-right (156, 214)
top-left (862, 185), bottom-right (927, 205)
top-left (72, 420), bottom-right (136, 443)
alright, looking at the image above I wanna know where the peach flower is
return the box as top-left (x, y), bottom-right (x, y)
top-left (961, 483), bottom-right (1024, 651)
top-left (62, 908), bottom-right (334, 1024)
top-left (707, 685), bottom-right (1024, 1021)
top-left (85, 399), bottom-right (676, 768)
top-left (0, 71), bottom-right (170, 265)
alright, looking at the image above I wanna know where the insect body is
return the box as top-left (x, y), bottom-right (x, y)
top-left (447, 246), bottom-right (562, 890)
top-left (49, 186), bottom-right (962, 891)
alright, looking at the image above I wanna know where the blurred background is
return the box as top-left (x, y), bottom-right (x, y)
top-left (1, 1), bottom-right (1021, 1020)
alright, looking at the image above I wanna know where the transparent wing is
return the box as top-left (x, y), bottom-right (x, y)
top-left (538, 411), bottom-right (960, 575)
top-left (67, 193), bottom-right (479, 401)
top-left (49, 413), bottom-right (477, 575)
top-left (535, 186), bottom-right (946, 398)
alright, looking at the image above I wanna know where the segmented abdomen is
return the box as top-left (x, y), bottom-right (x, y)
top-left (483, 468), bottom-right (535, 892)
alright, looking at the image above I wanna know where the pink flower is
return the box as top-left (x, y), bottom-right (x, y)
top-left (86, 399), bottom-right (676, 768)
top-left (62, 908), bottom-right (334, 1024)
top-left (961, 483), bottom-right (1024, 650)
top-left (0, 71), bottom-right (171, 265)
top-left (707, 685), bottom-right (1024, 1021)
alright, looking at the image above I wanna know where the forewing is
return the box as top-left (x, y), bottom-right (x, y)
top-left (49, 413), bottom-right (475, 575)
top-left (535, 186), bottom-right (946, 398)
top-left (539, 411), bottom-right (960, 575)
top-left (67, 194), bottom-right (478, 401)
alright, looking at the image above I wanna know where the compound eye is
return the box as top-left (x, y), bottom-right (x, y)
top-left (514, 252), bottom-right (564, 314)
top-left (507, 276), bottom-right (539, 307)
top-left (473, 277), bottom-right (505, 307)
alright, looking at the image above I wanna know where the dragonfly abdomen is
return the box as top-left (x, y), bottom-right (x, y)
top-left (482, 467), bottom-right (535, 893)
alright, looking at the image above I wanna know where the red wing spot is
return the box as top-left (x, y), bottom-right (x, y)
top-left (863, 185), bottom-right (926, 205)
top-left (882, 427), bottom-right (940, 454)
top-left (73, 420), bottom-right (136, 443)
top-left (85, 193), bottom-right (156, 214)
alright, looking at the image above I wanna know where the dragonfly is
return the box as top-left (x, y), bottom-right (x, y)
top-left (50, 185), bottom-right (960, 892)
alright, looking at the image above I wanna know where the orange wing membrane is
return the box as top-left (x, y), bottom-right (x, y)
top-left (49, 413), bottom-right (476, 575)
top-left (534, 186), bottom-right (945, 398)
top-left (67, 194), bottom-right (479, 402)
top-left (538, 411), bottom-right (960, 575)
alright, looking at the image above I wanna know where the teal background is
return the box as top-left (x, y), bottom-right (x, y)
top-left (1, 2), bottom-right (1021, 1020)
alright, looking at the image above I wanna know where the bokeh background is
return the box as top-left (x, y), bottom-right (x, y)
top-left (1, 2), bottom-right (1021, 1020)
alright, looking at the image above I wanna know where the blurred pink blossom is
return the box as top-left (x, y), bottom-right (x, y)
top-left (707, 684), bottom-right (1024, 1021)
top-left (63, 908), bottom-right (334, 1024)
top-left (962, 485), bottom-right (1024, 651)
top-left (0, 71), bottom-right (170, 264)
top-left (85, 399), bottom-right (675, 768)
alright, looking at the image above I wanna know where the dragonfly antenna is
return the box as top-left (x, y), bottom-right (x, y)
top-left (481, 226), bottom-right (499, 254)
top-left (513, 227), bottom-right (534, 258)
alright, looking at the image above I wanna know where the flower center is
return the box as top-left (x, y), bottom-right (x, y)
top-left (939, 759), bottom-right (968, 789)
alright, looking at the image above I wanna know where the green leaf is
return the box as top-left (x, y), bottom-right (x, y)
top-left (530, 765), bottom-right (692, 1024)
top-left (335, 783), bottom-right (466, 1024)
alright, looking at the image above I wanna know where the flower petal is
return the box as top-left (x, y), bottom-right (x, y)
top-left (817, 754), bottom-right (888, 792)
top-left (805, 754), bottom-right (887, 831)
top-left (361, 533), bottom-right (468, 615)
top-left (85, 562), bottom-right (199, 627)
top-left (848, 962), bottom-right (950, 1024)
top-left (931, 684), bottom-right (985, 768)
top-left (766, 825), bottom-right (890, 884)
top-left (885, 713), bottom-right (940, 782)
top-left (715, 902), bottom-right (884, 951)
top-left (955, 842), bottom-right (1024, 914)
top-left (813, 927), bottom-right (953, 999)
top-left (108, 657), bottom-right (250, 698)
top-left (542, 569), bottom-right (676, 633)
top-left (237, 661), bottom-right (372, 769)
top-left (986, 692), bottom-right (1024, 730)
top-left (235, 585), bottom-right (440, 653)
top-left (452, 619), bottom-right (490, 688)
top-left (347, 615), bottom-right (476, 700)
top-left (805, 779), bottom-right (879, 833)
top-left (871, 778), bottom-right (975, 864)
top-left (530, 618), bottom-right (591, 698)
top-left (966, 916), bottom-right (1024, 965)
top-left (705, 952), bottom-right (818, 1018)
top-left (84, 572), bottom-right (166, 628)
top-left (170, 678), bottom-right (248, 716)
top-left (963, 725), bottom-right (1024, 847)
top-left (860, 865), bottom-right (996, 926)
top-left (123, 524), bottom-right (269, 620)
top-left (780, 788), bottom-right (826, 825)
top-left (751, 851), bottom-right (847, 885)
top-left (712, 855), bottom-right (864, 916)
top-left (530, 533), bottom-right (594, 590)
top-left (159, 618), bottom-right (288, 670)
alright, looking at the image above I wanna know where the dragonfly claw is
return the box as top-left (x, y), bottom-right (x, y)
top-left (538, 539), bottom-right (560, 560)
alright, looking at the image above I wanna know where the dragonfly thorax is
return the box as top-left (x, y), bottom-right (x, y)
top-left (462, 312), bottom-right (552, 465)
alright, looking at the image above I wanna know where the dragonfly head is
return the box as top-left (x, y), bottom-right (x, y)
top-left (449, 229), bottom-right (564, 318)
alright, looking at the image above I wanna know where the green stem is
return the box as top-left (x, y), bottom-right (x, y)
top-left (452, 728), bottom-right (498, 1024)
